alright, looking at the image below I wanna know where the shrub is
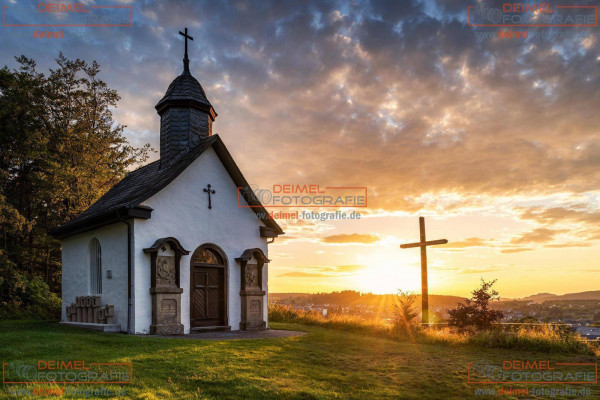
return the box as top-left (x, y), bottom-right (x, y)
top-left (391, 291), bottom-right (419, 337)
top-left (448, 279), bottom-right (503, 330)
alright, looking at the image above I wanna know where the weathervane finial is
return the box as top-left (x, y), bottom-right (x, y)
top-left (178, 27), bottom-right (194, 74)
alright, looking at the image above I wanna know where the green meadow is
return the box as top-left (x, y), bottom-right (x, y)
top-left (0, 321), bottom-right (597, 399)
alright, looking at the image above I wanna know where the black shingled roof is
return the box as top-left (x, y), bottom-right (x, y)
top-left (50, 135), bottom-right (283, 239)
top-left (155, 70), bottom-right (214, 111)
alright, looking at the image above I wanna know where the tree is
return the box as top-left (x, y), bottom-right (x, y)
top-left (448, 279), bottom-right (504, 330)
top-left (392, 290), bottom-right (419, 336)
top-left (0, 54), bottom-right (151, 315)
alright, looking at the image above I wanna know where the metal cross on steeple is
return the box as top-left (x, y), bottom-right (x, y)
top-left (179, 27), bottom-right (194, 73)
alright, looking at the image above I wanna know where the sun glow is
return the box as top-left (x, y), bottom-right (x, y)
top-left (352, 251), bottom-right (422, 294)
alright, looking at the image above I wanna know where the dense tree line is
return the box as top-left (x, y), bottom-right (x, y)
top-left (0, 54), bottom-right (150, 318)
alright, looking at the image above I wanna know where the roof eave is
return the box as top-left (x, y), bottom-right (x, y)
top-left (49, 205), bottom-right (153, 239)
top-left (260, 226), bottom-right (284, 238)
top-left (155, 98), bottom-right (216, 121)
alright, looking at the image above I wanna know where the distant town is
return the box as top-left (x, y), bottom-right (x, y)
top-left (269, 290), bottom-right (600, 340)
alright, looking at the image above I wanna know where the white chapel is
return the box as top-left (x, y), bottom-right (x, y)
top-left (51, 29), bottom-right (284, 335)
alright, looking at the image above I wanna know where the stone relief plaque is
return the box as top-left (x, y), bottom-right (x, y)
top-left (250, 300), bottom-right (261, 319)
top-left (244, 263), bottom-right (259, 289)
top-left (161, 299), bottom-right (177, 323)
top-left (156, 256), bottom-right (176, 286)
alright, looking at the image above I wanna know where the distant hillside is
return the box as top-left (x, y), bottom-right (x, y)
top-left (520, 290), bottom-right (600, 303)
top-left (271, 290), bottom-right (600, 307)
top-left (270, 292), bottom-right (466, 310)
top-left (520, 293), bottom-right (558, 302)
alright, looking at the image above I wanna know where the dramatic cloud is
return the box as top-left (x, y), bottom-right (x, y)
top-left (519, 206), bottom-right (600, 241)
top-left (2, 0), bottom-right (598, 295)
top-left (2, 0), bottom-right (598, 214)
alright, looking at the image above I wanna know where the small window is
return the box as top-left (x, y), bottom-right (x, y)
top-left (89, 238), bottom-right (102, 294)
top-left (193, 248), bottom-right (223, 264)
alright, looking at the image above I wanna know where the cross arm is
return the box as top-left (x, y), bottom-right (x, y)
top-left (179, 28), bottom-right (194, 40)
top-left (400, 239), bottom-right (448, 248)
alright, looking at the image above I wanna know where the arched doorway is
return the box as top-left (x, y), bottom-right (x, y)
top-left (189, 244), bottom-right (228, 327)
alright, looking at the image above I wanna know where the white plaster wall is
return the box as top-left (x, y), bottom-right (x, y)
top-left (61, 223), bottom-right (128, 331)
top-left (133, 147), bottom-right (268, 334)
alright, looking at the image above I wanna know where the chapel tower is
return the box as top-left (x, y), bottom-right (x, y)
top-left (155, 28), bottom-right (217, 164)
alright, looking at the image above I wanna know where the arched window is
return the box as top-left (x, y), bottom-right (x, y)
top-left (192, 247), bottom-right (223, 264)
top-left (89, 238), bottom-right (102, 294)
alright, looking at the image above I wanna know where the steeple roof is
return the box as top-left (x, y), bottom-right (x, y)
top-left (155, 27), bottom-right (216, 117)
top-left (155, 70), bottom-right (214, 114)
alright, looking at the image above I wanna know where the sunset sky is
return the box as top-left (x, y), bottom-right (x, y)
top-left (2, 0), bottom-right (599, 298)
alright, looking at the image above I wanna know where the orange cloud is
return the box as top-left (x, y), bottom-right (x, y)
top-left (320, 233), bottom-right (381, 244)
top-left (520, 207), bottom-right (600, 225)
top-left (510, 228), bottom-right (566, 245)
top-left (278, 272), bottom-right (329, 278)
top-left (501, 247), bottom-right (533, 254)
top-left (543, 242), bottom-right (592, 249)
top-left (440, 237), bottom-right (488, 249)
top-left (278, 264), bottom-right (366, 278)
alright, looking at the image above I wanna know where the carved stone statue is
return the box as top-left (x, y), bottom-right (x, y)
top-left (156, 256), bottom-right (176, 286)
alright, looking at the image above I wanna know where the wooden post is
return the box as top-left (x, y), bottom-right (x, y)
top-left (419, 217), bottom-right (429, 324)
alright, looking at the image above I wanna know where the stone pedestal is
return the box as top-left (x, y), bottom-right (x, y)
top-left (144, 237), bottom-right (189, 336)
top-left (240, 289), bottom-right (266, 330)
top-left (236, 249), bottom-right (269, 331)
top-left (150, 287), bottom-right (184, 335)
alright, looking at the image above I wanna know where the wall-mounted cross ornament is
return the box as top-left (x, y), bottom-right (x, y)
top-left (203, 184), bottom-right (216, 209)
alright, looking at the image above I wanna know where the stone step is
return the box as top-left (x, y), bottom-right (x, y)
top-left (60, 321), bottom-right (121, 333)
top-left (190, 325), bottom-right (231, 333)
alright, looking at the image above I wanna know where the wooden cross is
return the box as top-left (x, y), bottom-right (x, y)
top-left (400, 217), bottom-right (448, 324)
top-left (203, 184), bottom-right (215, 209)
top-left (179, 27), bottom-right (194, 60)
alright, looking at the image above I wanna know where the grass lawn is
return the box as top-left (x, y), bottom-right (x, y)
top-left (0, 321), bottom-right (597, 399)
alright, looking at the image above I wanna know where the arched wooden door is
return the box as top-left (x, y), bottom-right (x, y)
top-left (190, 245), bottom-right (227, 327)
